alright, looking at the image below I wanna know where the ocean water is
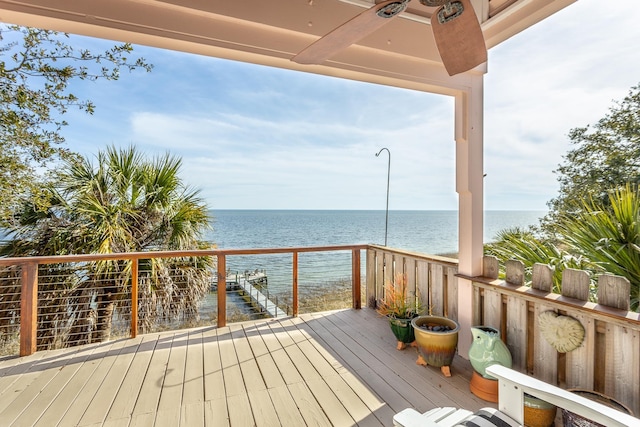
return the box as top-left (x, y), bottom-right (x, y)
top-left (203, 210), bottom-right (545, 291)
top-left (206, 210), bottom-right (545, 255)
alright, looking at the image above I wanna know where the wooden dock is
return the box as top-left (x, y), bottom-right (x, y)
top-left (215, 270), bottom-right (287, 318)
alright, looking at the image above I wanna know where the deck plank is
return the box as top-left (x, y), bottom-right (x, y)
top-left (6, 342), bottom-right (111, 426)
top-left (268, 385), bottom-right (306, 426)
top-left (130, 331), bottom-right (174, 418)
top-left (56, 339), bottom-right (133, 427)
top-left (202, 327), bottom-right (226, 402)
top-left (0, 308), bottom-right (491, 427)
top-left (105, 335), bottom-right (158, 421)
top-left (204, 398), bottom-right (230, 427)
top-left (153, 331), bottom-right (190, 426)
top-left (78, 336), bottom-right (146, 425)
top-left (32, 343), bottom-right (121, 427)
top-left (182, 330), bottom-right (205, 405)
top-left (247, 389), bottom-right (281, 427)
top-left (288, 381), bottom-right (333, 427)
top-left (0, 346), bottom-right (83, 417)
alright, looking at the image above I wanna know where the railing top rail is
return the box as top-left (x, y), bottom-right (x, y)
top-left (464, 274), bottom-right (640, 327)
top-left (367, 244), bottom-right (459, 267)
top-left (0, 244), bottom-right (369, 266)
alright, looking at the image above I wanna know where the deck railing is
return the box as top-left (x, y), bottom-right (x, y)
top-left (366, 248), bottom-right (640, 415)
top-left (3, 245), bottom-right (640, 414)
top-left (0, 245), bottom-right (366, 357)
top-left (365, 245), bottom-right (459, 317)
top-left (463, 256), bottom-right (640, 416)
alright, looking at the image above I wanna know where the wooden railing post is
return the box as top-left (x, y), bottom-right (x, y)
top-left (131, 259), bottom-right (138, 338)
top-left (292, 251), bottom-right (298, 317)
top-left (352, 249), bottom-right (361, 309)
top-left (217, 254), bottom-right (226, 327)
top-left (20, 261), bottom-right (38, 356)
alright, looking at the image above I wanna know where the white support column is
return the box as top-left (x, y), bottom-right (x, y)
top-left (455, 72), bottom-right (484, 358)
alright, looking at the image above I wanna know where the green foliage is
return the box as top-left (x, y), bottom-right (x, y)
top-left (555, 185), bottom-right (640, 310)
top-left (544, 84), bottom-right (640, 233)
top-left (0, 146), bottom-right (214, 346)
top-left (484, 227), bottom-right (594, 293)
top-left (376, 273), bottom-right (422, 318)
top-left (0, 25), bottom-right (152, 226)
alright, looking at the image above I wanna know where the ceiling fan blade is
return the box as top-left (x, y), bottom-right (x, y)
top-left (292, 0), bottom-right (407, 65)
top-left (431, 0), bottom-right (487, 76)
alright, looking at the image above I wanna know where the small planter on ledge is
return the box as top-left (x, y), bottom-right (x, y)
top-left (411, 315), bottom-right (460, 377)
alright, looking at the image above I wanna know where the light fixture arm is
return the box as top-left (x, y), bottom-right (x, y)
top-left (375, 147), bottom-right (391, 246)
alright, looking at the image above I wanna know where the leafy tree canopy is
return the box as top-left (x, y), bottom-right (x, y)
top-left (0, 25), bottom-right (152, 226)
top-left (544, 84), bottom-right (640, 232)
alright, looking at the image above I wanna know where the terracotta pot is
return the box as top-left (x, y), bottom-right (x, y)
top-left (411, 315), bottom-right (459, 375)
top-left (469, 370), bottom-right (498, 403)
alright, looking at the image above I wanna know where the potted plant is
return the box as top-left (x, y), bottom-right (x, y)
top-left (377, 274), bottom-right (423, 350)
top-left (412, 315), bottom-right (460, 377)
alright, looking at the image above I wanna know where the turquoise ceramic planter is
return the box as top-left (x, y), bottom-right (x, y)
top-left (468, 326), bottom-right (512, 379)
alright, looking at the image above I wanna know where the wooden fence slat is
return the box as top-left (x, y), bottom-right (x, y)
top-left (604, 324), bottom-right (639, 415)
top-left (482, 289), bottom-right (501, 330)
top-left (403, 257), bottom-right (417, 302)
top-left (532, 263), bottom-right (553, 292)
top-left (483, 256), bottom-right (499, 279)
top-left (505, 295), bottom-right (527, 372)
top-left (375, 249), bottom-right (385, 306)
top-left (366, 249), bottom-right (376, 308)
top-left (383, 252), bottom-right (394, 287)
top-left (505, 260), bottom-right (524, 286)
top-left (430, 263), bottom-right (444, 316)
top-left (532, 303), bottom-right (558, 384)
top-left (416, 260), bottom-right (430, 314)
top-left (562, 269), bottom-right (590, 301)
top-left (597, 274), bottom-right (630, 311)
top-left (446, 266), bottom-right (458, 320)
top-left (565, 312), bottom-right (595, 390)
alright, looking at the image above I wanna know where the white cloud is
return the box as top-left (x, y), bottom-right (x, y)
top-left (60, 0), bottom-right (640, 211)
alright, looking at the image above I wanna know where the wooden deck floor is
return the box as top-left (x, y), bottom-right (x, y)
top-left (0, 309), bottom-right (494, 427)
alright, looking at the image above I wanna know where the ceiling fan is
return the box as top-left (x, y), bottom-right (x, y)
top-left (292, 0), bottom-right (487, 76)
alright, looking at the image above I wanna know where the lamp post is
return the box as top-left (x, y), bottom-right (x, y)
top-left (375, 148), bottom-right (390, 246)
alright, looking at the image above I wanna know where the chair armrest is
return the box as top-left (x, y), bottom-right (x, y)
top-left (486, 365), bottom-right (639, 427)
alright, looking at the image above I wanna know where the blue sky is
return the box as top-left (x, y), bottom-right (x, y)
top-left (59, 0), bottom-right (640, 211)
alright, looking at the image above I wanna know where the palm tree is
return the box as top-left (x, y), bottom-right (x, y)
top-left (556, 184), bottom-right (640, 310)
top-left (0, 146), bottom-right (214, 348)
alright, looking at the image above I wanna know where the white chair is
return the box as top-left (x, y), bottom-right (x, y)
top-left (393, 365), bottom-right (640, 427)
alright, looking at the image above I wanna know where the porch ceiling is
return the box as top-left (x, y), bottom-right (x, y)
top-left (0, 0), bottom-right (576, 95)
